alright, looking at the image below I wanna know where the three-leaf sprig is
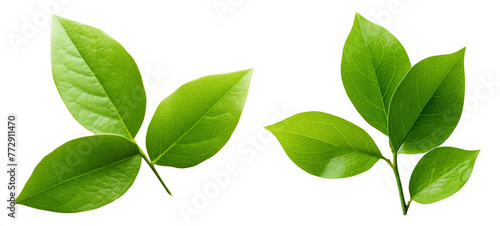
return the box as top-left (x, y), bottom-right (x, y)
top-left (266, 13), bottom-right (479, 215)
top-left (16, 15), bottom-right (253, 213)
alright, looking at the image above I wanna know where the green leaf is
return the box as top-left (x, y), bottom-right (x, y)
top-left (51, 15), bottom-right (146, 139)
top-left (341, 13), bottom-right (411, 135)
top-left (409, 147), bottom-right (479, 204)
top-left (16, 135), bottom-right (141, 213)
top-left (146, 69), bottom-right (253, 168)
top-left (388, 48), bottom-right (466, 154)
top-left (265, 111), bottom-right (382, 178)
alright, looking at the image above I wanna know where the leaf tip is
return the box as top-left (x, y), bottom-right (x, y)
top-left (51, 14), bottom-right (68, 30)
top-left (264, 124), bottom-right (275, 132)
top-left (13, 192), bottom-right (25, 205)
top-left (457, 46), bottom-right (466, 55)
top-left (51, 14), bottom-right (60, 26)
top-left (354, 12), bottom-right (367, 22)
top-left (52, 14), bottom-right (65, 23)
top-left (242, 68), bottom-right (254, 77)
top-left (264, 121), bottom-right (282, 134)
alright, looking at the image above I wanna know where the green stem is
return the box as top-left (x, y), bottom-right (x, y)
top-left (137, 148), bottom-right (172, 196)
top-left (382, 156), bottom-right (393, 168)
top-left (391, 151), bottom-right (408, 215)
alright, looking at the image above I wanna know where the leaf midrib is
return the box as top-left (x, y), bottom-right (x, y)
top-left (151, 73), bottom-right (249, 164)
top-left (16, 154), bottom-right (139, 204)
top-left (54, 17), bottom-right (134, 140)
top-left (357, 17), bottom-right (389, 120)
top-left (269, 127), bottom-right (382, 159)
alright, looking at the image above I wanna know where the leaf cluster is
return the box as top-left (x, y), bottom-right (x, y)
top-left (266, 13), bottom-right (479, 215)
top-left (16, 15), bottom-right (253, 213)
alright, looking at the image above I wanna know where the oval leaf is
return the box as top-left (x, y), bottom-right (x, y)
top-left (51, 15), bottom-right (146, 138)
top-left (409, 147), bottom-right (479, 204)
top-left (265, 111), bottom-right (382, 178)
top-left (341, 13), bottom-right (411, 135)
top-left (146, 69), bottom-right (253, 167)
top-left (16, 135), bottom-right (141, 213)
top-left (388, 48), bottom-right (466, 154)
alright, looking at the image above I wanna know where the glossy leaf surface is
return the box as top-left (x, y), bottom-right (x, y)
top-left (266, 111), bottom-right (382, 178)
top-left (146, 69), bottom-right (253, 167)
top-left (388, 48), bottom-right (465, 154)
top-left (341, 13), bottom-right (411, 135)
top-left (16, 135), bottom-right (141, 213)
top-left (51, 15), bottom-right (146, 138)
top-left (409, 147), bottom-right (479, 204)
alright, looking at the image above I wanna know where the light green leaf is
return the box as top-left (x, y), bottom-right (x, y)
top-left (146, 69), bottom-right (253, 167)
top-left (409, 147), bottom-right (479, 204)
top-left (265, 111), bottom-right (382, 178)
top-left (388, 48), bottom-right (465, 154)
top-left (16, 135), bottom-right (141, 213)
top-left (51, 15), bottom-right (146, 139)
top-left (341, 13), bottom-right (411, 135)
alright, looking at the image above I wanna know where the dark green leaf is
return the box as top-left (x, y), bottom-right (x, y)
top-left (51, 15), bottom-right (146, 139)
top-left (341, 13), bottom-right (411, 135)
top-left (409, 147), bottom-right (479, 204)
top-left (146, 69), bottom-right (253, 168)
top-left (16, 135), bottom-right (141, 213)
top-left (265, 111), bottom-right (382, 178)
top-left (388, 48), bottom-right (465, 154)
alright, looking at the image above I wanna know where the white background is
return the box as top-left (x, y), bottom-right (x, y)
top-left (1, 0), bottom-right (499, 225)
